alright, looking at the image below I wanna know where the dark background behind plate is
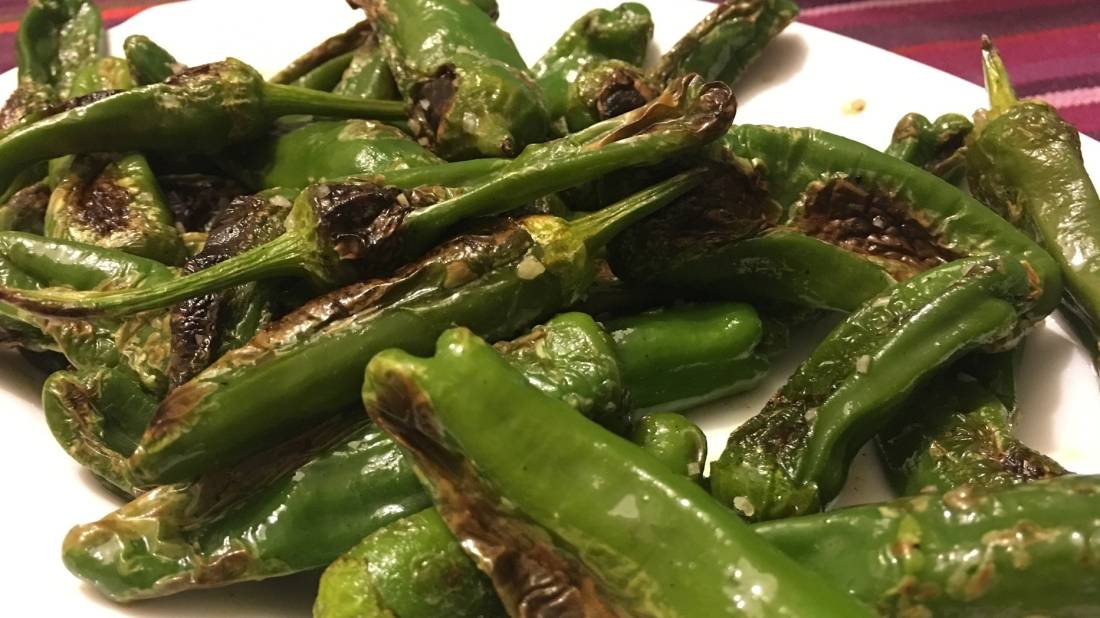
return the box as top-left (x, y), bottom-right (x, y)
top-left (0, 0), bottom-right (1096, 138)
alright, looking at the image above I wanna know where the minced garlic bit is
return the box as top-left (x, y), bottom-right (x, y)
top-left (803, 407), bottom-right (818, 423)
top-left (733, 496), bottom-right (755, 517)
top-left (516, 255), bottom-right (545, 280)
top-left (843, 98), bottom-right (866, 115)
top-left (855, 354), bottom-right (871, 374)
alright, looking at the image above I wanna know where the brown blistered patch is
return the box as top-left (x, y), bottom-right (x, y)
top-left (63, 155), bottom-right (133, 236)
top-left (268, 19), bottom-right (374, 85)
top-left (409, 64), bottom-right (458, 149)
top-left (999, 444), bottom-right (1064, 481)
top-left (794, 177), bottom-right (956, 278)
top-left (366, 366), bottom-right (624, 618)
top-left (4, 181), bottom-right (50, 233)
top-left (44, 89), bottom-right (124, 115)
top-left (595, 68), bottom-right (656, 121)
top-left (595, 75), bottom-right (735, 148)
top-left (312, 183), bottom-right (413, 278)
top-left (168, 289), bottom-right (222, 390)
top-left (159, 174), bottom-right (247, 232)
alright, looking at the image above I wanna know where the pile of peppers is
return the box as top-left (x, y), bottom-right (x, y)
top-left (1, 1), bottom-right (1098, 616)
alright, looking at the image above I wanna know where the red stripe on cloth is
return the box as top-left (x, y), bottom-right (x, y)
top-left (0, 3), bottom-right (157, 34)
top-left (804, 0), bottom-right (1083, 31)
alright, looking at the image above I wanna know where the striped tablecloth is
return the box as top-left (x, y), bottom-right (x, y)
top-left (0, 0), bottom-right (1096, 137)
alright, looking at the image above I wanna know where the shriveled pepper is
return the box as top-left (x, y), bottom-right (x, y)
top-left (650, 0), bottom-right (799, 88)
top-left (268, 21), bottom-right (375, 86)
top-left (357, 0), bottom-right (551, 159)
top-left (532, 3), bottom-right (655, 131)
top-left (363, 327), bottom-right (874, 617)
top-left (2, 77), bottom-right (734, 318)
top-left (0, 58), bottom-right (407, 196)
top-left (968, 36), bottom-right (1100, 366)
top-left (123, 34), bottom-right (183, 85)
top-left (709, 255), bottom-right (1038, 521)
top-left (885, 112), bottom-right (972, 185)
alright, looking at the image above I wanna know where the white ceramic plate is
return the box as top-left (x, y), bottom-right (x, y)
top-left (2, 0), bottom-right (1098, 614)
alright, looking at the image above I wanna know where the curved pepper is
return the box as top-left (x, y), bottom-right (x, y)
top-left (358, 0), bottom-right (551, 159)
top-left (755, 474), bottom-right (1100, 617)
top-left (333, 36), bottom-right (400, 101)
top-left (650, 0), bottom-right (799, 88)
top-left (1, 76), bottom-right (735, 318)
top-left (268, 21), bottom-right (375, 86)
top-left (629, 412), bottom-right (708, 483)
top-left (362, 327), bottom-right (873, 617)
top-left (123, 35), bottom-right (182, 85)
top-left (0, 58), bottom-right (407, 196)
top-left (968, 36), bottom-right (1100, 366)
top-left (291, 52), bottom-right (356, 92)
top-left (886, 112), bottom-right (972, 185)
top-left (532, 3), bottom-right (655, 131)
top-left (709, 255), bottom-right (1038, 521)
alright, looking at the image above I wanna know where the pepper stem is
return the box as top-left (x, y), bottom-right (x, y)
top-left (571, 169), bottom-right (704, 250)
top-left (262, 83), bottom-right (407, 121)
top-left (981, 35), bottom-right (1018, 112)
top-left (0, 233), bottom-right (314, 318)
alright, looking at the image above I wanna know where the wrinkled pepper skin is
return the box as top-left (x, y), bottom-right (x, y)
top-left (886, 112), bottom-right (972, 185)
top-left (231, 119), bottom-right (442, 190)
top-left (0, 0), bottom-right (103, 131)
top-left (755, 475), bottom-right (1100, 617)
top-left (0, 58), bottom-right (406, 195)
top-left (608, 301), bottom-right (767, 411)
top-left (127, 173), bottom-right (701, 484)
top-left (364, 328), bottom-right (874, 617)
top-left (123, 35), bottom-right (182, 85)
top-left (269, 21), bottom-right (374, 86)
top-left (651, 0), bottom-right (798, 88)
top-left (876, 353), bottom-right (1065, 496)
top-left (1, 77), bottom-right (734, 318)
top-left (968, 37), bottom-right (1100, 365)
top-left (360, 0), bottom-right (551, 159)
top-left (710, 256), bottom-right (1037, 522)
top-left (532, 3), bottom-right (655, 131)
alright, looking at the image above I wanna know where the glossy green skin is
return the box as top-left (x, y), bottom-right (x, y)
top-left (123, 35), bottom-right (181, 85)
top-left (63, 419), bottom-right (429, 601)
top-left (292, 52), bottom-right (355, 91)
top-left (234, 119), bottom-right (442, 190)
top-left (364, 328), bottom-right (874, 618)
top-left (127, 175), bottom-right (696, 484)
top-left (630, 412), bottom-right (707, 483)
top-left (969, 101), bottom-right (1100, 352)
top-left (710, 256), bottom-right (1035, 521)
top-left (46, 152), bottom-right (188, 265)
top-left (315, 509), bottom-right (505, 618)
top-left (0, 78), bottom-right (733, 318)
top-left (0, 58), bottom-right (406, 194)
top-left (0, 231), bottom-right (172, 291)
top-left (533, 3), bottom-right (653, 126)
top-left (877, 355), bottom-right (1065, 496)
top-left (366, 0), bottom-right (551, 159)
top-left (721, 124), bottom-right (1062, 317)
top-left (334, 40), bottom-right (400, 101)
top-left (0, 0), bottom-right (103, 131)
top-left (608, 301), bottom-right (767, 411)
top-left (886, 112), bottom-right (972, 185)
top-left (651, 0), bottom-right (798, 87)
top-left (755, 475), bottom-right (1100, 617)
top-left (42, 366), bottom-right (158, 494)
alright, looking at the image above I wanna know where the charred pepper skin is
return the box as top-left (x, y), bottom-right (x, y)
top-left (0, 77), bottom-right (735, 318)
top-left (755, 475), bottom-right (1100, 617)
top-left (0, 58), bottom-right (407, 196)
top-left (126, 173), bottom-right (703, 484)
top-left (651, 0), bottom-right (799, 88)
top-left (123, 35), bottom-right (182, 85)
top-left (710, 255), bottom-right (1037, 522)
top-left (968, 37), bottom-right (1100, 365)
top-left (268, 21), bottom-right (375, 86)
top-left (532, 3), bottom-right (656, 131)
top-left (359, 0), bottom-right (551, 159)
top-left (363, 327), bottom-right (874, 618)
top-left (886, 112), bottom-right (973, 185)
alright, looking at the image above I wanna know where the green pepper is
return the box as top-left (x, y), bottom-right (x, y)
top-left (269, 21), bottom-right (375, 86)
top-left (755, 474), bottom-right (1100, 616)
top-left (291, 52), bottom-right (356, 91)
top-left (362, 327), bottom-right (874, 617)
top-left (0, 0), bottom-right (104, 131)
top-left (2, 77), bottom-right (735, 318)
top-left (532, 3), bottom-right (656, 131)
top-left (709, 255), bottom-right (1038, 522)
top-left (359, 0), bottom-right (551, 159)
top-left (229, 119), bottom-right (443, 191)
top-left (885, 112), bottom-right (972, 185)
top-left (968, 36), bottom-right (1100, 366)
top-left (876, 353), bottom-right (1066, 495)
top-left (611, 124), bottom-right (1062, 317)
top-left (0, 58), bottom-right (407, 197)
top-left (333, 38), bottom-right (400, 101)
top-left (0, 181), bottom-right (50, 234)
top-left (651, 0), bottom-right (799, 88)
top-left (629, 412), bottom-right (708, 483)
top-left (608, 301), bottom-right (768, 411)
top-left (123, 35), bottom-right (182, 85)
top-left (127, 171), bottom-right (703, 485)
